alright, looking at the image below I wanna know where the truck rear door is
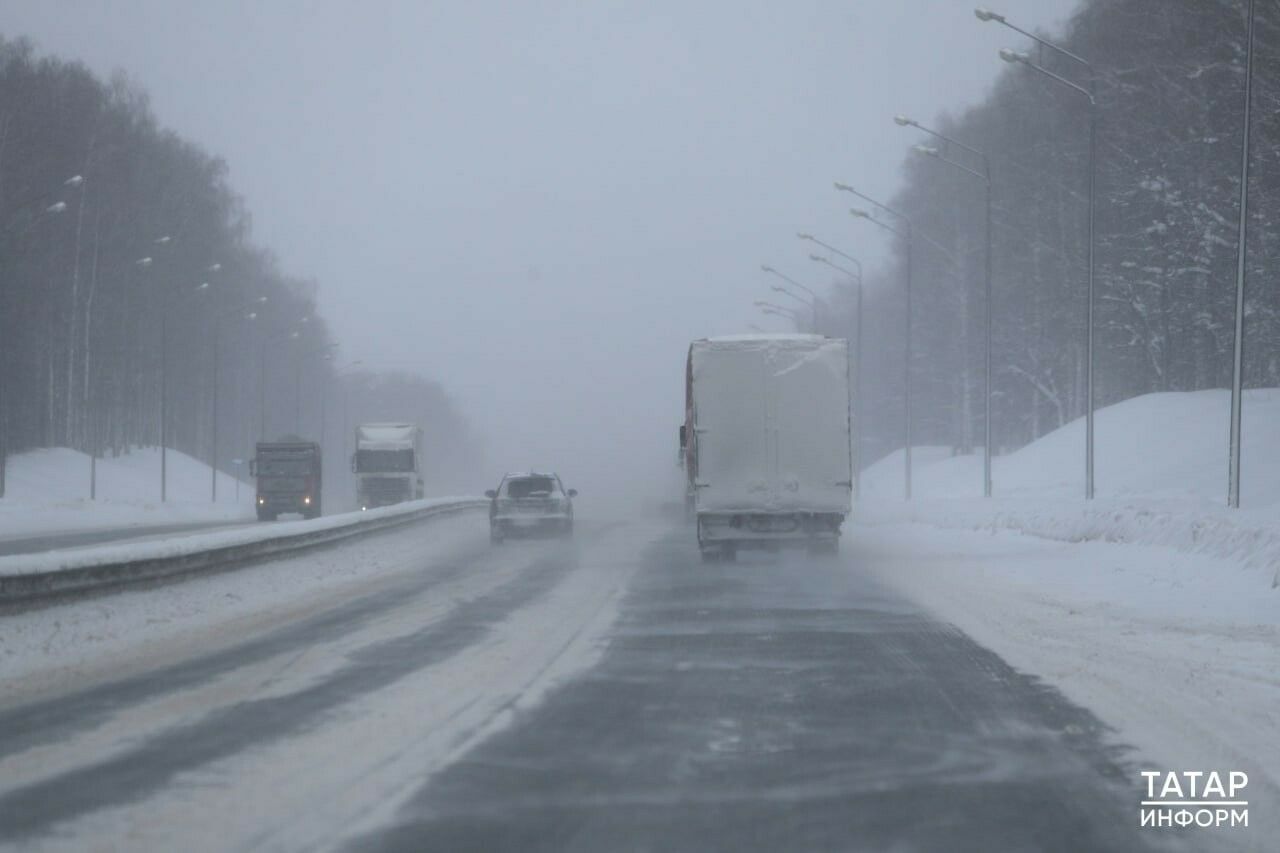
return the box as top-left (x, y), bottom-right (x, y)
top-left (768, 341), bottom-right (851, 512)
top-left (691, 344), bottom-right (770, 513)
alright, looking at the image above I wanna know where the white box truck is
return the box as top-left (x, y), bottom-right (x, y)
top-left (352, 422), bottom-right (424, 510)
top-left (681, 335), bottom-right (852, 560)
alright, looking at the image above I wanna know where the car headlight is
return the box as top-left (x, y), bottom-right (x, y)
top-left (257, 497), bottom-right (265, 505)
top-left (303, 496), bottom-right (311, 505)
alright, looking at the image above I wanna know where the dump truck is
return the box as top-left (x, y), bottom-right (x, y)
top-left (352, 422), bottom-right (424, 510)
top-left (251, 439), bottom-right (323, 521)
top-left (682, 334), bottom-right (852, 560)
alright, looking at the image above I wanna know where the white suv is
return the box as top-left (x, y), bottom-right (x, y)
top-left (485, 472), bottom-right (577, 543)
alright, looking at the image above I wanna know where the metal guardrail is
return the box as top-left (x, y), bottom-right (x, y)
top-left (0, 498), bottom-right (488, 604)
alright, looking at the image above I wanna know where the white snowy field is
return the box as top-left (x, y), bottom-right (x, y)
top-left (0, 446), bottom-right (253, 540)
top-left (853, 388), bottom-right (1280, 842)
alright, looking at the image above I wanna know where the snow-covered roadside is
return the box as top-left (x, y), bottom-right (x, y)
top-left (857, 389), bottom-right (1280, 591)
top-left (0, 512), bottom-right (489, 695)
top-left (0, 496), bottom-right (477, 578)
top-left (0, 447), bottom-right (253, 541)
top-left (859, 496), bottom-right (1280, 591)
top-left (851, 521), bottom-right (1280, 845)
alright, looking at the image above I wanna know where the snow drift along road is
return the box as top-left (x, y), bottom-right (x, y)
top-left (0, 447), bottom-right (252, 541)
top-left (863, 388), bottom-right (1280, 505)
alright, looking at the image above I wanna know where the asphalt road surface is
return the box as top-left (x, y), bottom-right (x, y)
top-left (0, 513), bottom-right (1176, 851)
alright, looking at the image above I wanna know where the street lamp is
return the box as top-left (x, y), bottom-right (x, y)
top-left (897, 112), bottom-right (995, 498)
top-left (325, 359), bottom-right (364, 510)
top-left (0, 174), bottom-right (84, 499)
top-left (1228, 0), bottom-right (1258, 508)
top-left (260, 324), bottom-right (304, 440)
top-left (770, 284), bottom-right (817, 313)
top-left (296, 341), bottom-right (338, 433)
top-left (211, 296), bottom-right (267, 501)
top-left (797, 234), bottom-right (864, 284)
top-left (760, 307), bottom-right (804, 325)
top-left (760, 264), bottom-right (819, 331)
top-left (754, 300), bottom-right (806, 325)
top-left (979, 6), bottom-right (1098, 500)
top-left (158, 262), bottom-right (220, 502)
top-left (837, 182), bottom-right (915, 500)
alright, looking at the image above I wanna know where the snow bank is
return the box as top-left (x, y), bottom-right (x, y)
top-left (864, 388), bottom-right (1280, 505)
top-left (860, 389), bottom-right (1280, 588)
top-left (0, 446), bottom-right (253, 539)
top-left (0, 496), bottom-right (479, 578)
top-left (862, 496), bottom-right (1280, 591)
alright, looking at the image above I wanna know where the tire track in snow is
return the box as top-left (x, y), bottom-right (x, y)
top-left (0, 543), bottom-right (581, 841)
top-left (0, 538), bottom-right (491, 761)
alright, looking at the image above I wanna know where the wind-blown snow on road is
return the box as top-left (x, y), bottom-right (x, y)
top-left (0, 510), bottom-right (652, 850)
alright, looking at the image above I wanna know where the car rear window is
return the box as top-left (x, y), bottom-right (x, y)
top-left (503, 477), bottom-right (558, 498)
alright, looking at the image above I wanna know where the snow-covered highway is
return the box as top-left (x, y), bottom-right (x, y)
top-left (2, 508), bottom-right (1244, 851)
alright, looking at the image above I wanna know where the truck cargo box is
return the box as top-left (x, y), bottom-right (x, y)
top-left (684, 334), bottom-right (851, 557)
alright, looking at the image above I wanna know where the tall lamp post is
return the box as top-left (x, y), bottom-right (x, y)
top-left (978, 6), bottom-right (1098, 500)
top-left (895, 114), bottom-right (994, 498)
top-left (1228, 0), bottom-right (1257, 509)
top-left (325, 359), bottom-right (363, 451)
top-left (759, 265), bottom-right (819, 332)
top-left (296, 341), bottom-right (338, 434)
top-left (836, 182), bottom-right (915, 500)
top-left (211, 296), bottom-right (267, 501)
top-left (327, 359), bottom-right (363, 511)
top-left (809, 252), bottom-right (864, 500)
top-left (157, 263), bottom-right (219, 502)
top-left (754, 300), bottom-right (806, 326)
top-left (0, 175), bottom-right (83, 499)
top-left (260, 326), bottom-right (302, 441)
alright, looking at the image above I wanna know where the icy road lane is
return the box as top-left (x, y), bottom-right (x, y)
top-left (0, 511), bottom-right (1170, 851)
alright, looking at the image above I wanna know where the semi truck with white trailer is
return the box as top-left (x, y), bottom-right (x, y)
top-left (352, 422), bottom-right (424, 510)
top-left (681, 334), bottom-right (852, 560)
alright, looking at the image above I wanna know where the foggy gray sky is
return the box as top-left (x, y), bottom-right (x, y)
top-left (2, 0), bottom-right (1073, 501)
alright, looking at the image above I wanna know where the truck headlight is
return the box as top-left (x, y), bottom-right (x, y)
top-left (303, 496), bottom-right (311, 505)
top-left (257, 497), bottom-right (265, 505)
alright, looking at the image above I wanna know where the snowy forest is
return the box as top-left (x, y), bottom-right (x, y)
top-left (0, 37), bottom-right (480, 495)
top-left (815, 0), bottom-right (1280, 464)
